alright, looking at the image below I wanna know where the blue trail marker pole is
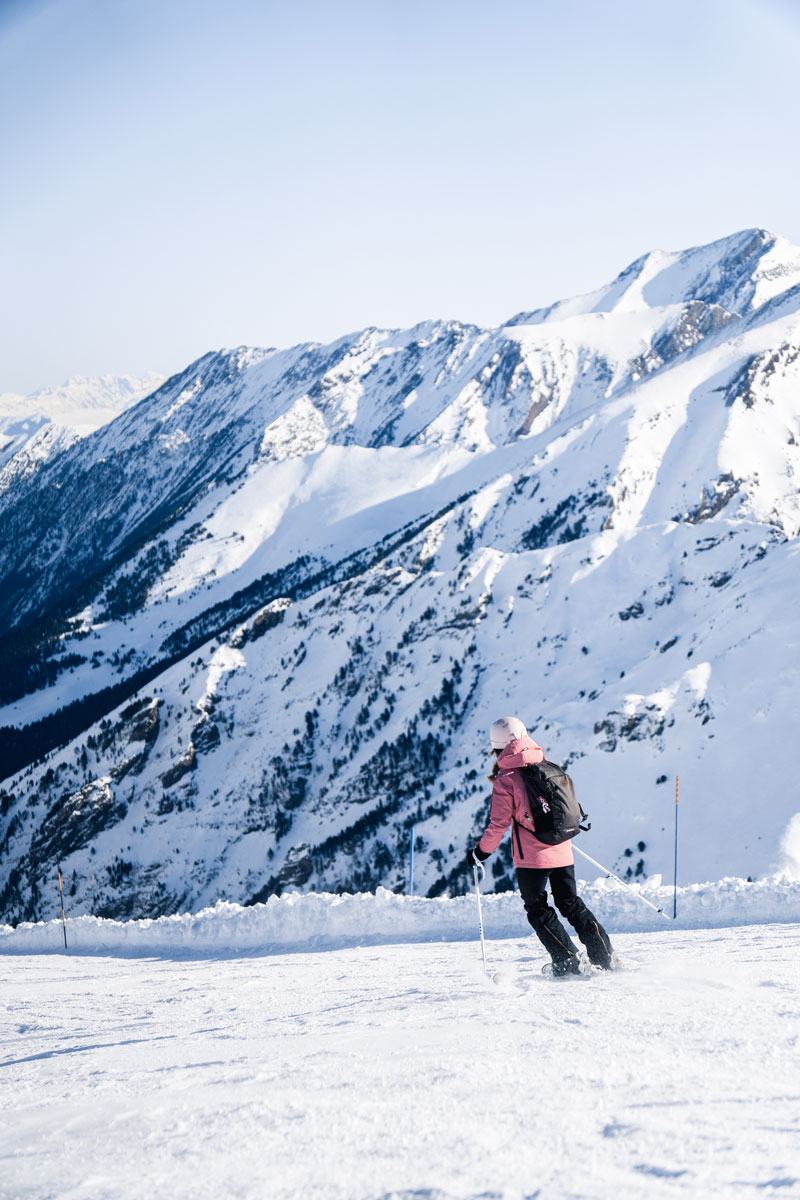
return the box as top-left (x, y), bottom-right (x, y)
top-left (673, 776), bottom-right (680, 920)
top-left (408, 826), bottom-right (415, 896)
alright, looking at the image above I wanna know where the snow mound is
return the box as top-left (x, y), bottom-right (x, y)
top-left (2, 874), bottom-right (799, 957)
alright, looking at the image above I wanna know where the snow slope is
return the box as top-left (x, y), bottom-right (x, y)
top-left (2, 920), bottom-right (799, 1200)
top-left (2, 228), bottom-right (800, 921)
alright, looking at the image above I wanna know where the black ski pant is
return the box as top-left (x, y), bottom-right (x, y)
top-left (516, 864), bottom-right (613, 967)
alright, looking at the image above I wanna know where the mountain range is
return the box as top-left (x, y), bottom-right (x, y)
top-left (1, 227), bottom-right (799, 922)
top-left (0, 372), bottom-right (166, 482)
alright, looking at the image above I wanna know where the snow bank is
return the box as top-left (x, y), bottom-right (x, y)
top-left (779, 811), bottom-right (800, 876)
top-left (2, 873), bottom-right (799, 957)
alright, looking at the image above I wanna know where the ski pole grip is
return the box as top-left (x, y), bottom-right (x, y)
top-left (473, 859), bottom-right (486, 884)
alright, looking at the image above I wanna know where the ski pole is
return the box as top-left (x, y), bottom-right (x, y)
top-left (472, 859), bottom-right (491, 975)
top-left (57, 863), bottom-right (68, 950)
top-left (573, 845), bottom-right (673, 920)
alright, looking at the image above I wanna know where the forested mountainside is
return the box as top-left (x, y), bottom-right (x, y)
top-left (2, 228), bottom-right (799, 922)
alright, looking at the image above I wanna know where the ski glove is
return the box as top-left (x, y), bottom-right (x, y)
top-left (466, 844), bottom-right (490, 869)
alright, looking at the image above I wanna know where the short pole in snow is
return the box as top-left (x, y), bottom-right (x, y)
top-left (673, 775), bottom-right (679, 920)
top-left (57, 864), bottom-right (68, 950)
top-left (573, 845), bottom-right (673, 920)
top-left (408, 825), bottom-right (415, 896)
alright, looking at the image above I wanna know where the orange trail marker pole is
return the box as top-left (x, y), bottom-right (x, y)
top-left (673, 776), bottom-right (679, 921)
top-left (57, 864), bottom-right (68, 950)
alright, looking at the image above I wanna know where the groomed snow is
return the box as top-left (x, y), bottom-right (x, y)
top-left (2, 919), bottom-right (798, 1199)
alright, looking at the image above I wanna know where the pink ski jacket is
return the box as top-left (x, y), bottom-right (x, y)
top-left (477, 735), bottom-right (574, 870)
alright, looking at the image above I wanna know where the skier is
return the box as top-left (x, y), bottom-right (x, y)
top-left (467, 716), bottom-right (615, 976)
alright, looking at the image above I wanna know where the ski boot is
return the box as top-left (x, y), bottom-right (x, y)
top-left (542, 953), bottom-right (593, 979)
top-left (593, 950), bottom-right (624, 972)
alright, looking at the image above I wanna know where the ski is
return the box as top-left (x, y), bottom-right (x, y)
top-left (541, 951), bottom-right (625, 978)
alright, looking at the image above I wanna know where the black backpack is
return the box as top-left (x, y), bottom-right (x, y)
top-left (520, 760), bottom-right (590, 845)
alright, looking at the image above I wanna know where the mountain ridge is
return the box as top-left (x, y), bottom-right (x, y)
top-left (1, 226), bottom-right (799, 922)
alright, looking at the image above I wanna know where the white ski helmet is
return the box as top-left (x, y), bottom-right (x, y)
top-left (490, 716), bottom-right (528, 749)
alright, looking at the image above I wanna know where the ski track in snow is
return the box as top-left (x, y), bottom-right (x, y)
top-left (2, 924), bottom-right (799, 1200)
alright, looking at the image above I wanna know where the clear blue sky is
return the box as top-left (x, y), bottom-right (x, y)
top-left (2, 0), bottom-right (799, 393)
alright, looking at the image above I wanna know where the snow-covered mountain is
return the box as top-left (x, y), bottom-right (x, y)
top-left (0, 372), bottom-right (166, 483)
top-left (2, 227), bottom-right (799, 923)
